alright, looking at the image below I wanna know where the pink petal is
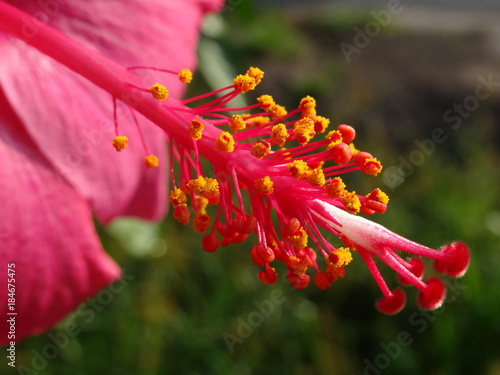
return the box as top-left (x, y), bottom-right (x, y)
top-left (0, 96), bottom-right (121, 345)
top-left (0, 0), bottom-right (222, 222)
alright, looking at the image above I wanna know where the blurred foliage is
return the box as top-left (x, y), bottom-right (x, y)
top-left (11, 2), bottom-right (500, 375)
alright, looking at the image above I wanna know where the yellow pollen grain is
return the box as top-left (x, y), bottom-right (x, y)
top-left (307, 168), bottom-right (326, 187)
top-left (144, 155), bottom-right (159, 169)
top-left (255, 176), bottom-right (274, 195)
top-left (189, 119), bottom-right (204, 140)
top-left (369, 188), bottom-right (389, 204)
top-left (325, 177), bottom-right (347, 199)
top-left (215, 132), bottom-right (235, 152)
top-left (247, 116), bottom-right (270, 128)
top-left (326, 130), bottom-right (343, 143)
top-left (286, 227), bottom-right (308, 250)
top-left (169, 188), bottom-right (188, 207)
top-left (327, 247), bottom-right (353, 268)
top-left (299, 95), bottom-right (317, 118)
top-left (186, 176), bottom-right (207, 195)
top-left (112, 136), bottom-right (128, 152)
top-left (251, 140), bottom-right (271, 158)
top-left (271, 123), bottom-right (289, 146)
top-left (257, 94), bottom-right (276, 111)
top-left (178, 69), bottom-right (193, 83)
top-left (363, 158), bottom-right (383, 176)
top-left (342, 191), bottom-right (361, 214)
top-left (313, 116), bottom-right (330, 133)
top-left (193, 195), bottom-right (209, 215)
top-left (233, 74), bottom-right (257, 93)
top-left (288, 159), bottom-right (310, 180)
top-left (270, 104), bottom-right (287, 120)
top-left (149, 83), bottom-right (169, 101)
top-left (246, 67), bottom-right (264, 85)
top-left (203, 177), bottom-right (219, 194)
top-left (293, 118), bottom-right (315, 145)
top-left (228, 114), bottom-right (246, 132)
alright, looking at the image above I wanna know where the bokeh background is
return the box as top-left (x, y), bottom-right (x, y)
top-left (10, 1), bottom-right (500, 374)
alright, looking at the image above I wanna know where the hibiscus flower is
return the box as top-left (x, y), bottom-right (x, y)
top-left (1, 0), bottom-right (471, 347)
top-left (0, 0), bottom-right (223, 345)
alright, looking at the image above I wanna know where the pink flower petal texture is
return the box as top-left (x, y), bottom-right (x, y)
top-left (0, 95), bottom-right (121, 345)
top-left (0, 0), bottom-right (223, 343)
top-left (0, 0), bottom-right (223, 222)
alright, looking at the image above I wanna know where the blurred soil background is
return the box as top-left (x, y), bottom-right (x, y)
top-left (11, 2), bottom-right (500, 375)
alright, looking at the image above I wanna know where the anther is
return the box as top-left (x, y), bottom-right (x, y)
top-left (112, 136), bottom-right (129, 152)
top-left (251, 140), bottom-right (271, 158)
top-left (189, 119), bottom-right (204, 140)
top-left (194, 214), bottom-right (211, 233)
top-left (258, 267), bottom-right (278, 285)
top-left (149, 83), bottom-right (169, 101)
top-left (325, 177), bottom-right (347, 199)
top-left (255, 176), bottom-right (274, 195)
top-left (228, 114), bottom-right (246, 132)
top-left (271, 123), bottom-right (289, 146)
top-left (144, 155), bottom-right (159, 169)
top-left (215, 132), bottom-right (235, 152)
top-left (178, 69), bottom-right (193, 83)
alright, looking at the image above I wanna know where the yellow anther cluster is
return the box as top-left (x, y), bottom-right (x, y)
top-left (363, 158), bottom-right (383, 176)
top-left (234, 73), bottom-right (258, 93)
top-left (178, 69), bottom-right (193, 83)
top-left (270, 104), bottom-right (287, 120)
top-left (271, 123), bottom-right (289, 147)
top-left (342, 191), bottom-right (361, 214)
top-left (257, 95), bottom-right (276, 111)
top-left (299, 95), bottom-right (316, 118)
top-left (307, 167), bottom-right (326, 187)
top-left (251, 140), bottom-right (271, 158)
top-left (326, 130), bottom-right (343, 143)
top-left (149, 83), bottom-right (169, 101)
top-left (194, 214), bottom-right (211, 233)
top-left (189, 119), bottom-right (204, 140)
top-left (215, 132), bottom-right (235, 152)
top-left (325, 177), bottom-right (347, 199)
top-left (246, 116), bottom-right (270, 128)
top-left (313, 116), bottom-right (330, 134)
top-left (144, 155), bottom-right (159, 169)
top-left (349, 143), bottom-right (359, 155)
top-left (186, 176), bottom-right (219, 195)
top-left (286, 227), bottom-right (308, 250)
top-left (293, 118), bottom-right (315, 145)
top-left (193, 195), bottom-right (209, 215)
top-left (229, 114), bottom-right (246, 132)
top-left (255, 176), bottom-right (274, 195)
top-left (112, 136), bottom-right (128, 152)
top-left (368, 188), bottom-right (389, 204)
top-left (288, 160), bottom-right (310, 179)
top-left (327, 247), bottom-right (353, 268)
top-left (246, 67), bottom-right (264, 85)
top-left (169, 188), bottom-right (188, 207)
